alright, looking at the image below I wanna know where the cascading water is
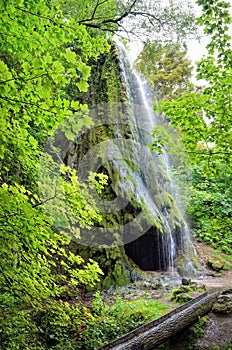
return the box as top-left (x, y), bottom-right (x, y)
top-left (44, 38), bottom-right (200, 278)
top-left (115, 39), bottom-right (198, 276)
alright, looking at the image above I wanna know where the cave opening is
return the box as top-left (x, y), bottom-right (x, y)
top-left (124, 227), bottom-right (170, 271)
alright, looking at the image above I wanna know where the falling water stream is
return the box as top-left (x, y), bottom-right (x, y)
top-left (115, 39), bottom-right (198, 277)
top-left (43, 37), bottom-right (199, 277)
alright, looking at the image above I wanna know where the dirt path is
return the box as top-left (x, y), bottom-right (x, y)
top-left (192, 242), bottom-right (232, 293)
top-left (189, 242), bottom-right (232, 349)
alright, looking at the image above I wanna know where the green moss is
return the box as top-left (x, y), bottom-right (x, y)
top-left (207, 256), bottom-right (225, 271)
top-left (66, 42), bottom-right (194, 291)
top-left (102, 260), bottom-right (130, 289)
top-left (210, 250), bottom-right (232, 271)
top-left (170, 283), bottom-right (206, 303)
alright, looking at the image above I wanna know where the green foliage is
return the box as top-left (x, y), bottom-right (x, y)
top-left (224, 341), bottom-right (232, 350)
top-left (0, 0), bottom-right (109, 185)
top-left (135, 40), bottom-right (193, 101)
top-left (61, 0), bottom-right (119, 35)
top-left (0, 292), bottom-right (171, 350)
top-left (0, 181), bottom-right (104, 304)
top-left (187, 163), bottom-right (232, 253)
top-left (61, 0), bottom-right (197, 42)
top-left (0, 1), bottom-right (220, 350)
top-left (39, 160), bottom-right (107, 234)
top-left (0, 0), bottom-right (110, 332)
top-left (149, 126), bottom-right (172, 155)
top-left (148, 124), bottom-right (190, 168)
top-left (160, 0), bottom-right (232, 170)
top-left (71, 292), bottom-right (170, 349)
top-left (191, 315), bottom-right (208, 338)
top-left (0, 302), bottom-right (86, 350)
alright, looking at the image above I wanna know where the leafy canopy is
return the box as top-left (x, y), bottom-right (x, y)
top-left (61, 0), bottom-right (198, 42)
top-left (188, 162), bottom-right (232, 253)
top-left (135, 40), bottom-right (193, 101)
top-left (0, 0), bottom-right (110, 306)
top-left (159, 0), bottom-right (232, 172)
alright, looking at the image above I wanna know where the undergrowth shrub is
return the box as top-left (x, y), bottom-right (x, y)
top-left (188, 164), bottom-right (232, 254)
top-left (0, 291), bottom-right (170, 349)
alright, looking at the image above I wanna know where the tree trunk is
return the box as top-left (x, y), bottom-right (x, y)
top-left (97, 292), bottom-right (219, 350)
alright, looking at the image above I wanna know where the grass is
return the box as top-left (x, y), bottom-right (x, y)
top-left (110, 298), bottom-right (172, 323)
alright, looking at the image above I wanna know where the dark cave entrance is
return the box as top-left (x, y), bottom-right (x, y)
top-left (124, 228), bottom-right (171, 271)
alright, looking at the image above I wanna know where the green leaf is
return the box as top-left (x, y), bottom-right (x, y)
top-left (78, 62), bottom-right (91, 80)
top-left (70, 100), bottom-right (80, 110)
top-left (77, 80), bottom-right (89, 92)
top-left (65, 48), bottom-right (77, 64)
top-left (28, 136), bottom-right (38, 148)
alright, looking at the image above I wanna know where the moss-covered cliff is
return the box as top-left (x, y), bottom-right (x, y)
top-left (63, 42), bottom-right (187, 288)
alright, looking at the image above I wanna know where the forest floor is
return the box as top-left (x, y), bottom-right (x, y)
top-left (98, 241), bottom-right (232, 349)
top-left (101, 242), bottom-right (232, 303)
top-left (192, 241), bottom-right (232, 292)
top-left (192, 242), bottom-right (232, 350)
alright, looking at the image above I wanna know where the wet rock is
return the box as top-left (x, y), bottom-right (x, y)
top-left (133, 280), bottom-right (163, 290)
top-left (212, 302), bottom-right (232, 314)
top-left (182, 278), bottom-right (192, 285)
top-left (206, 257), bottom-right (225, 272)
top-left (212, 293), bottom-right (232, 314)
top-left (222, 288), bottom-right (232, 295)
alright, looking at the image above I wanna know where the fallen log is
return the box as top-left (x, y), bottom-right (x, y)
top-left (97, 292), bottom-right (219, 350)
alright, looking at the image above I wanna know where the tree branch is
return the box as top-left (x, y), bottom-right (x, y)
top-left (14, 6), bottom-right (51, 21)
top-left (91, 0), bottom-right (108, 21)
top-left (0, 95), bottom-right (74, 118)
top-left (0, 73), bottom-right (52, 85)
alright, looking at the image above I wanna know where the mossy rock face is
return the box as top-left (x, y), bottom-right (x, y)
top-left (65, 43), bottom-right (185, 245)
top-left (99, 246), bottom-right (131, 289)
top-left (175, 249), bottom-right (201, 277)
top-left (170, 281), bottom-right (206, 303)
top-left (207, 256), bottom-right (225, 271)
top-left (102, 260), bottom-right (130, 289)
top-left (62, 43), bottom-right (197, 286)
top-left (212, 293), bottom-right (232, 315)
top-left (71, 243), bottom-right (131, 290)
top-left (212, 302), bottom-right (232, 315)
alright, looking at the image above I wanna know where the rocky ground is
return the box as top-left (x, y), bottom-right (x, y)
top-left (195, 311), bottom-right (232, 350)
top-left (192, 242), bottom-right (232, 292)
top-left (192, 242), bottom-right (232, 350)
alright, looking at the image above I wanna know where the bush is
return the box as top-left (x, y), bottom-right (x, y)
top-left (188, 163), bottom-right (232, 254)
top-left (0, 292), bottom-right (171, 350)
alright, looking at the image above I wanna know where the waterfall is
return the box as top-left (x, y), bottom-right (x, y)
top-left (40, 39), bottom-right (199, 278)
top-left (115, 39), bottom-right (198, 276)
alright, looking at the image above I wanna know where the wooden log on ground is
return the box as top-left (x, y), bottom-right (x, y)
top-left (97, 292), bottom-right (219, 350)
